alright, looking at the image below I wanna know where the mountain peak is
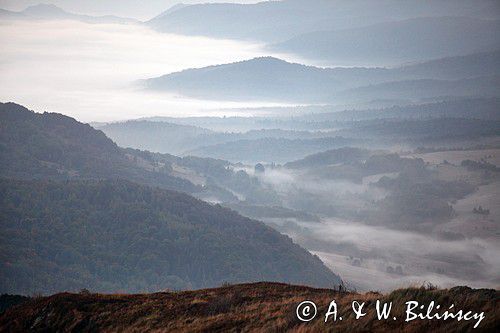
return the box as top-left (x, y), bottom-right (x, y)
top-left (226, 56), bottom-right (309, 69)
top-left (23, 3), bottom-right (67, 15)
top-left (248, 56), bottom-right (287, 63)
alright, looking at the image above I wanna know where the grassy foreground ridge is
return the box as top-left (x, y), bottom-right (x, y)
top-left (0, 282), bottom-right (498, 332)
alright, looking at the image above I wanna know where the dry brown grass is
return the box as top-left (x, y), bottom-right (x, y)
top-left (0, 282), bottom-right (497, 332)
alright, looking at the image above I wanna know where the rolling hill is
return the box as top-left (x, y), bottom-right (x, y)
top-left (270, 17), bottom-right (500, 65)
top-left (129, 98), bottom-right (500, 132)
top-left (0, 102), bottom-right (287, 207)
top-left (97, 120), bottom-right (334, 156)
top-left (0, 4), bottom-right (137, 24)
top-left (143, 57), bottom-right (347, 103)
top-left (0, 102), bottom-right (197, 193)
top-left (186, 137), bottom-right (360, 164)
top-left (143, 52), bottom-right (500, 103)
top-left (96, 120), bottom-right (214, 155)
top-left (333, 118), bottom-right (500, 143)
top-left (337, 75), bottom-right (500, 103)
top-left (284, 147), bottom-right (371, 169)
top-left (147, 0), bottom-right (359, 42)
top-left (147, 0), bottom-right (500, 43)
top-left (397, 50), bottom-right (500, 80)
top-left (294, 98), bottom-right (500, 122)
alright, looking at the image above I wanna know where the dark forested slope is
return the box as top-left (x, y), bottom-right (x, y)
top-left (0, 179), bottom-right (340, 294)
top-left (0, 102), bottom-right (197, 193)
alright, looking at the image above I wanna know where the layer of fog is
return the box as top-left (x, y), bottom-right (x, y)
top-left (251, 167), bottom-right (500, 291)
top-left (240, 166), bottom-right (391, 202)
top-left (0, 19), bottom-right (313, 122)
top-left (286, 218), bottom-right (500, 292)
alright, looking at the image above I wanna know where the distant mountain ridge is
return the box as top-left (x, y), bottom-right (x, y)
top-left (186, 137), bottom-right (361, 164)
top-left (285, 147), bottom-right (372, 169)
top-left (338, 75), bottom-right (500, 103)
top-left (295, 98), bottom-right (500, 122)
top-left (143, 51), bottom-right (500, 103)
top-left (95, 98), bottom-right (500, 163)
top-left (0, 3), bottom-right (138, 24)
top-left (143, 57), bottom-right (341, 102)
top-left (270, 16), bottom-right (500, 65)
top-left (97, 120), bottom-right (214, 155)
top-left (128, 97), bottom-right (500, 131)
top-left (146, 0), bottom-right (500, 43)
top-left (96, 120), bottom-right (334, 155)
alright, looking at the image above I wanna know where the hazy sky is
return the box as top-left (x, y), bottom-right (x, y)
top-left (0, 0), bottom-right (264, 21)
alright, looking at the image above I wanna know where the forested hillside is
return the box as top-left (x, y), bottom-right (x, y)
top-left (0, 179), bottom-right (340, 294)
top-left (0, 102), bottom-right (197, 193)
top-left (0, 102), bottom-right (285, 209)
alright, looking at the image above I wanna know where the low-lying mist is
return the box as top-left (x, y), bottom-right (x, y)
top-left (250, 162), bottom-right (499, 291)
top-left (266, 214), bottom-right (499, 292)
top-left (317, 219), bottom-right (496, 291)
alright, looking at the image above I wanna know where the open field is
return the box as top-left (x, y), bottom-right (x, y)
top-left (410, 148), bottom-right (500, 166)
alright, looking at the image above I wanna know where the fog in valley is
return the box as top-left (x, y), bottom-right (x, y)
top-left (253, 167), bottom-right (500, 291)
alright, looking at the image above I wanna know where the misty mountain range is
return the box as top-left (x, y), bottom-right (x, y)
top-left (125, 98), bottom-right (500, 133)
top-left (3, 1), bottom-right (500, 106)
top-left (146, 0), bottom-right (500, 44)
top-left (0, 3), bottom-right (138, 24)
top-left (95, 97), bottom-right (500, 163)
top-left (96, 121), bottom-right (338, 156)
top-left (143, 51), bottom-right (500, 103)
top-left (146, 0), bottom-right (500, 105)
top-left (0, 102), bottom-right (340, 293)
top-left (3, 1), bottom-right (499, 65)
top-left (270, 16), bottom-right (500, 65)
